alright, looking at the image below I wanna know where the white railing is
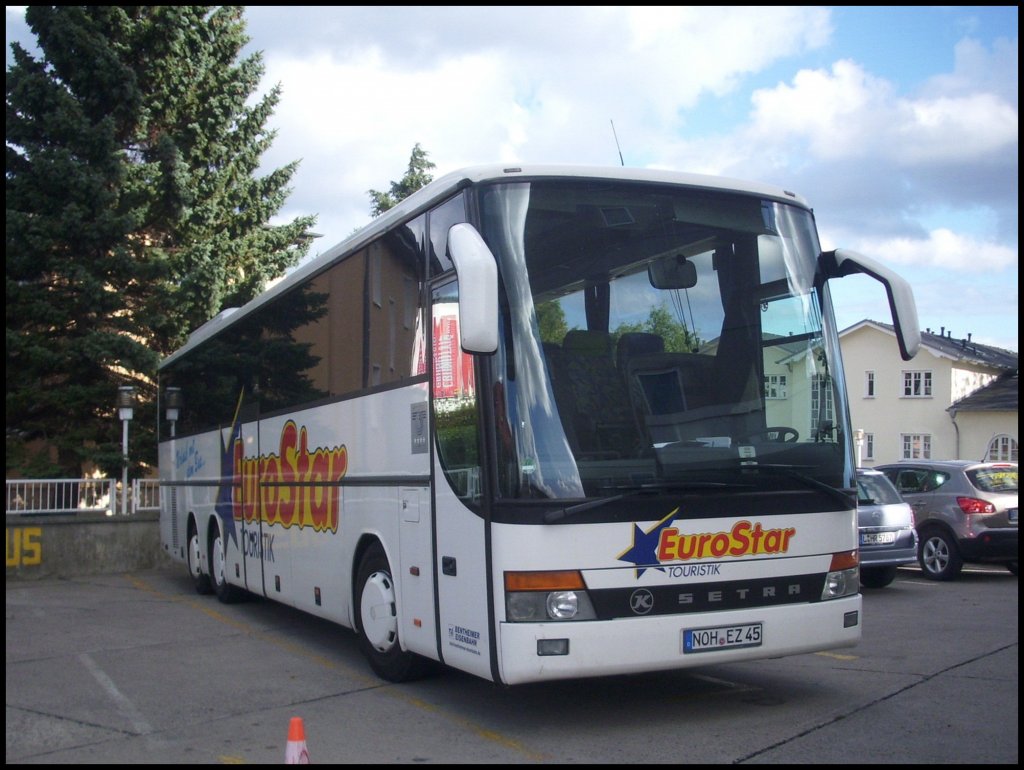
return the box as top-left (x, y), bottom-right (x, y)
top-left (447, 467), bottom-right (481, 500)
top-left (5, 478), bottom-right (159, 517)
top-left (131, 478), bottom-right (161, 514)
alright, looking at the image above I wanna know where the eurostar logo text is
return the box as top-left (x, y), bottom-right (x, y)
top-left (618, 508), bottom-right (797, 578)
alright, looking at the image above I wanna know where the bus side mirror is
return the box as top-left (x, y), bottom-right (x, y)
top-left (447, 223), bottom-right (498, 354)
top-left (819, 249), bottom-right (920, 360)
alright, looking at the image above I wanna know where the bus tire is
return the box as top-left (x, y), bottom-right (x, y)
top-left (355, 543), bottom-right (430, 682)
top-left (187, 522), bottom-right (212, 595)
top-left (210, 526), bottom-right (244, 603)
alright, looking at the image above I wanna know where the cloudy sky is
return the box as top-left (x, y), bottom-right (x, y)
top-left (7, 6), bottom-right (1019, 352)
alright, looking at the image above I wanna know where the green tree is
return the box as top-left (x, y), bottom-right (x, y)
top-left (6, 6), bottom-right (316, 476)
top-left (367, 143), bottom-right (435, 216)
top-left (536, 300), bottom-right (569, 344)
top-left (614, 305), bottom-right (701, 353)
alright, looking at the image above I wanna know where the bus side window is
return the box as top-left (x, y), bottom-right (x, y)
top-left (367, 215), bottom-right (426, 386)
top-left (428, 193), bottom-right (467, 276)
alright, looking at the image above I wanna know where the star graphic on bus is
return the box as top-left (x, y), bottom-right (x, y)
top-left (213, 393), bottom-right (244, 550)
top-left (617, 508), bottom-right (679, 578)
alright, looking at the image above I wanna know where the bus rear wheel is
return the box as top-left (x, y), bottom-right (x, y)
top-left (355, 543), bottom-right (431, 682)
top-left (187, 525), bottom-right (212, 595)
top-left (210, 527), bottom-right (244, 603)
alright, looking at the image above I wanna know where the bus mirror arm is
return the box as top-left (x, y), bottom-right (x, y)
top-left (448, 223), bottom-right (499, 354)
top-left (819, 249), bottom-right (921, 360)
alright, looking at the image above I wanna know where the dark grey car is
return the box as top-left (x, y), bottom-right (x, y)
top-left (856, 469), bottom-right (918, 588)
top-left (877, 460), bottom-right (1018, 581)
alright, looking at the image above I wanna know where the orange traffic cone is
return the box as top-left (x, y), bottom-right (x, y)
top-left (285, 716), bottom-right (310, 764)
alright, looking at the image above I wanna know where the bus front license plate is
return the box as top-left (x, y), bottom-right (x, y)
top-left (683, 622), bottom-right (762, 654)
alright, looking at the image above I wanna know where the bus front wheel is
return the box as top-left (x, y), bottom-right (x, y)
top-left (355, 543), bottom-right (430, 683)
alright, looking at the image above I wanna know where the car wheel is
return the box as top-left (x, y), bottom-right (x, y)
top-left (917, 529), bottom-right (963, 581)
top-left (860, 565), bottom-right (898, 589)
top-left (187, 524), bottom-right (212, 595)
top-left (355, 542), bottom-right (431, 682)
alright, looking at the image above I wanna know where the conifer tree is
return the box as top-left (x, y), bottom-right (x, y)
top-left (367, 143), bottom-right (436, 216)
top-left (6, 6), bottom-right (316, 475)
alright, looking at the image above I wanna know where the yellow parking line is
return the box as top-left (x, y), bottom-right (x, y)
top-left (815, 651), bottom-right (859, 661)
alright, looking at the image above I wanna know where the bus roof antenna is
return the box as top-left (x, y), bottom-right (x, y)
top-left (610, 120), bottom-right (624, 166)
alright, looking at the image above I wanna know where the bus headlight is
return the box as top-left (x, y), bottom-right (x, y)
top-left (547, 590), bottom-right (580, 619)
top-left (822, 550), bottom-right (860, 600)
top-left (505, 571), bottom-right (598, 622)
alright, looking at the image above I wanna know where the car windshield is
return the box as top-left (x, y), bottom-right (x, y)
top-left (968, 466), bottom-right (1018, 493)
top-left (858, 474), bottom-right (902, 506)
top-left (474, 178), bottom-right (853, 503)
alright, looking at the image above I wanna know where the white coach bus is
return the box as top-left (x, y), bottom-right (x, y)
top-left (157, 164), bottom-right (919, 685)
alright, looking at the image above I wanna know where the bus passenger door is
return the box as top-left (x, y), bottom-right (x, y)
top-left (431, 279), bottom-right (494, 681)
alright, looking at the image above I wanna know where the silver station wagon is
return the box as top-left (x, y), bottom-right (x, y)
top-left (856, 468), bottom-right (918, 588)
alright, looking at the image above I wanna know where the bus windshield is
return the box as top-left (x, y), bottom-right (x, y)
top-left (476, 179), bottom-right (851, 502)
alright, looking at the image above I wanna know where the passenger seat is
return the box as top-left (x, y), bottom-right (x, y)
top-left (560, 330), bottom-right (637, 457)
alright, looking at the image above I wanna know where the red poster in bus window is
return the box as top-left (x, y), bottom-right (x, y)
top-left (432, 311), bottom-right (475, 400)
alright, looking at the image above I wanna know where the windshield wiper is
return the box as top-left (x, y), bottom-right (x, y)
top-left (741, 463), bottom-right (854, 509)
top-left (544, 480), bottom-right (755, 524)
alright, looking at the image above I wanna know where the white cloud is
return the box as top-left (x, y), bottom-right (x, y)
top-left (856, 228), bottom-right (1017, 271)
top-left (923, 35), bottom-right (1019, 104)
top-left (258, 6), bottom-right (840, 249)
top-left (743, 59), bottom-right (1017, 166)
top-left (7, 6), bottom-right (1017, 349)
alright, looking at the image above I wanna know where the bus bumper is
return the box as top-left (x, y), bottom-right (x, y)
top-left (496, 594), bottom-right (861, 685)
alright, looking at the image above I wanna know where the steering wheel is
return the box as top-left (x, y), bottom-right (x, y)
top-left (746, 427), bottom-right (800, 443)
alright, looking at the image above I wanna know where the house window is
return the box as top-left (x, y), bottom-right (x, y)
top-left (902, 370), bottom-right (932, 397)
top-left (901, 433), bottom-right (931, 459)
top-left (986, 434), bottom-right (1018, 462)
top-left (764, 374), bottom-right (787, 400)
top-left (810, 374), bottom-right (834, 436)
top-left (865, 371), bottom-right (875, 398)
top-left (864, 433), bottom-right (875, 461)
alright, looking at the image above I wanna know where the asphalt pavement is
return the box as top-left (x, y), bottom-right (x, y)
top-left (6, 563), bottom-right (1018, 764)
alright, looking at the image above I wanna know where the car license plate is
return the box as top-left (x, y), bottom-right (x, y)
top-left (683, 622), bottom-right (762, 654)
top-left (860, 531), bottom-right (897, 545)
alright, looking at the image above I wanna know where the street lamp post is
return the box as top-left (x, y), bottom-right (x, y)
top-left (164, 387), bottom-right (182, 439)
top-left (117, 386), bottom-right (136, 516)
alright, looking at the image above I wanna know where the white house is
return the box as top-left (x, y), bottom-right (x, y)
top-left (839, 320), bottom-right (1018, 466)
